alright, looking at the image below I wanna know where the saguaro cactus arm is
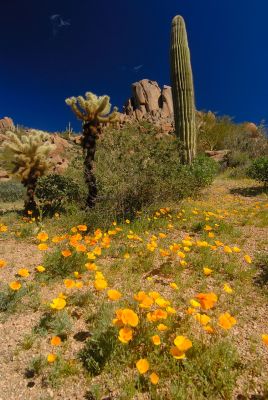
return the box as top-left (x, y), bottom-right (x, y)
top-left (170, 15), bottom-right (196, 164)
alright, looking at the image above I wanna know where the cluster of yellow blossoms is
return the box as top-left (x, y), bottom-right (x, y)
top-left (0, 198), bottom-right (267, 387)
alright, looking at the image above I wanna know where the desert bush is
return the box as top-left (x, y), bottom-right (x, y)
top-left (92, 123), bottom-right (218, 220)
top-left (63, 154), bottom-right (88, 201)
top-left (190, 155), bottom-right (219, 187)
top-left (197, 115), bottom-right (243, 152)
top-left (247, 157), bottom-right (268, 185)
top-left (224, 129), bottom-right (268, 160)
top-left (36, 174), bottom-right (81, 214)
top-left (197, 114), bottom-right (268, 161)
top-left (0, 181), bottom-right (26, 202)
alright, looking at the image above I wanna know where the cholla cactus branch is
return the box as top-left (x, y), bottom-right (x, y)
top-left (65, 91), bottom-right (118, 208)
top-left (65, 92), bottom-right (118, 124)
top-left (4, 130), bottom-right (55, 214)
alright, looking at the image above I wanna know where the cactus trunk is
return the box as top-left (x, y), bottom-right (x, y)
top-left (170, 15), bottom-right (196, 164)
top-left (82, 121), bottom-right (100, 208)
top-left (24, 175), bottom-right (38, 215)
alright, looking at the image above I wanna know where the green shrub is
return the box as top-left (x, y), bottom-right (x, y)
top-left (224, 128), bottom-right (268, 159)
top-left (79, 326), bottom-right (117, 375)
top-left (36, 174), bottom-right (81, 213)
top-left (197, 115), bottom-right (241, 152)
top-left (0, 181), bottom-right (26, 202)
top-left (247, 157), bottom-right (268, 185)
top-left (190, 155), bottom-right (219, 187)
top-left (228, 151), bottom-right (250, 169)
top-left (34, 310), bottom-right (72, 336)
top-left (90, 123), bottom-right (217, 221)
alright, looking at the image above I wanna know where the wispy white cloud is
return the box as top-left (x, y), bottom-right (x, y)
top-left (119, 64), bottom-right (144, 73)
top-left (50, 14), bottom-right (71, 36)
top-left (133, 64), bottom-right (144, 71)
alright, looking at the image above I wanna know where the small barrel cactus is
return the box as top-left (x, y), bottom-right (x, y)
top-left (170, 15), bottom-right (196, 164)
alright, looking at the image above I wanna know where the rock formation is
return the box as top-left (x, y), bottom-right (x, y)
top-left (121, 79), bottom-right (174, 134)
top-left (27, 130), bottom-right (71, 174)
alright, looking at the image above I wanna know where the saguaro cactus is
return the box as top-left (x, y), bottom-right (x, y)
top-left (170, 15), bottom-right (196, 164)
top-left (65, 92), bottom-right (118, 208)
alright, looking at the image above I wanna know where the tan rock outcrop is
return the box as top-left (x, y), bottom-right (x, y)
top-left (26, 130), bottom-right (71, 174)
top-left (121, 79), bottom-right (174, 134)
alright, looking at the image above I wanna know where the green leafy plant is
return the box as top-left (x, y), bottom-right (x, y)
top-left (89, 124), bottom-right (218, 222)
top-left (34, 310), bottom-right (72, 337)
top-left (43, 247), bottom-right (87, 279)
top-left (190, 155), bottom-right (219, 187)
top-left (79, 326), bottom-right (118, 376)
top-left (0, 181), bottom-right (26, 203)
top-left (36, 174), bottom-right (81, 213)
top-left (247, 156), bottom-right (268, 185)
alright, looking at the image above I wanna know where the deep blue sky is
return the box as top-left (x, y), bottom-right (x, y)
top-left (1, 0), bottom-right (267, 132)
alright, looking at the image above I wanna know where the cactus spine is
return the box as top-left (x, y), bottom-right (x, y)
top-left (65, 92), bottom-right (118, 208)
top-left (170, 15), bottom-right (196, 164)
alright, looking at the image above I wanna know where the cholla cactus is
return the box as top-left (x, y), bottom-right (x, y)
top-left (65, 92), bottom-right (118, 124)
top-left (4, 130), bottom-right (55, 214)
top-left (65, 92), bottom-right (118, 208)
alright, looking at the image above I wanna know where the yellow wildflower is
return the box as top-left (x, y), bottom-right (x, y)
top-left (50, 297), bottom-right (66, 310)
top-left (38, 243), bottom-right (48, 251)
top-left (17, 268), bottom-right (30, 277)
top-left (261, 334), bottom-right (268, 346)
top-left (107, 289), bottom-right (122, 301)
top-left (61, 249), bottom-right (72, 257)
top-left (47, 353), bottom-right (56, 363)
top-left (218, 312), bottom-right (236, 329)
top-left (50, 336), bottom-right (62, 346)
top-left (150, 372), bottom-right (159, 385)
top-left (203, 267), bottom-right (213, 276)
top-left (223, 283), bottom-right (233, 294)
top-left (151, 335), bottom-right (161, 345)
top-left (118, 327), bottom-right (133, 343)
top-left (9, 281), bottom-right (21, 291)
top-left (36, 265), bottom-right (45, 272)
top-left (136, 359), bottom-right (149, 374)
top-left (94, 279), bottom-right (108, 291)
top-left (157, 324), bottom-right (168, 331)
top-left (244, 254), bottom-right (252, 264)
top-left (37, 232), bottom-right (48, 242)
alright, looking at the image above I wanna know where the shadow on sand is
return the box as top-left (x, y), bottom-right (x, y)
top-left (230, 186), bottom-right (267, 197)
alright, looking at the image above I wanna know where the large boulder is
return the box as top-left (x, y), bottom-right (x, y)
top-left (121, 79), bottom-right (174, 134)
top-left (205, 150), bottom-right (231, 169)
